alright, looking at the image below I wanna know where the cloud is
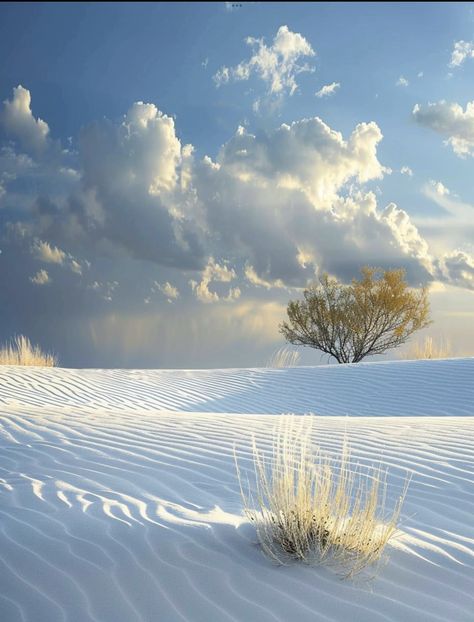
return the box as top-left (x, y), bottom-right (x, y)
top-left (190, 258), bottom-right (241, 303)
top-left (87, 280), bottom-right (119, 302)
top-left (153, 280), bottom-right (180, 302)
top-left (0, 85), bottom-right (50, 152)
top-left (449, 40), bottom-right (474, 68)
top-left (400, 166), bottom-right (413, 176)
top-left (421, 179), bottom-right (474, 225)
top-left (413, 100), bottom-right (474, 157)
top-left (31, 239), bottom-right (89, 276)
top-left (439, 250), bottom-right (474, 290)
top-left (425, 179), bottom-right (450, 197)
top-left (2, 83), bottom-right (474, 367)
top-left (32, 240), bottom-right (66, 264)
top-left (30, 269), bottom-right (50, 285)
top-left (315, 82), bottom-right (340, 98)
top-left (244, 264), bottom-right (286, 289)
top-left (213, 25), bottom-right (315, 102)
top-left (396, 76), bottom-right (409, 87)
top-left (73, 99), bottom-right (206, 268)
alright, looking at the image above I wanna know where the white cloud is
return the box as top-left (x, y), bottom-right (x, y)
top-left (449, 40), bottom-right (474, 68)
top-left (421, 180), bottom-right (474, 225)
top-left (3, 83), bottom-right (474, 323)
top-left (190, 258), bottom-right (241, 303)
top-left (400, 166), bottom-right (413, 176)
top-left (315, 82), bottom-right (340, 98)
top-left (426, 179), bottom-right (450, 197)
top-left (439, 250), bottom-right (474, 290)
top-left (153, 280), bottom-right (180, 302)
top-left (213, 25), bottom-right (315, 100)
top-left (0, 85), bottom-right (50, 152)
top-left (396, 76), bottom-right (409, 87)
top-left (31, 239), bottom-right (89, 275)
top-left (413, 100), bottom-right (474, 157)
top-left (30, 269), bottom-right (50, 285)
top-left (216, 118), bottom-right (387, 208)
top-left (32, 240), bottom-right (66, 264)
top-left (244, 264), bottom-right (286, 289)
top-left (417, 71), bottom-right (424, 78)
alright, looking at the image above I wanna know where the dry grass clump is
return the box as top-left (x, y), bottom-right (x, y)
top-left (405, 335), bottom-right (451, 360)
top-left (0, 335), bottom-right (58, 367)
top-left (266, 346), bottom-right (301, 368)
top-left (237, 417), bottom-right (408, 577)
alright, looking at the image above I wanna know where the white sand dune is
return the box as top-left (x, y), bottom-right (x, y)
top-left (0, 359), bottom-right (473, 621)
top-left (0, 357), bottom-right (473, 416)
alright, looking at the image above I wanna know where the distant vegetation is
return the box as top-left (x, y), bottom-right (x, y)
top-left (266, 346), bottom-right (301, 368)
top-left (236, 417), bottom-right (409, 577)
top-left (0, 335), bottom-right (57, 367)
top-left (404, 335), bottom-right (452, 360)
top-left (281, 267), bottom-right (431, 363)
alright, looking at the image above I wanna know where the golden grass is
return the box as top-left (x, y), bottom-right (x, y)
top-left (404, 335), bottom-right (452, 360)
top-left (266, 346), bottom-right (301, 368)
top-left (0, 335), bottom-right (58, 367)
top-left (236, 417), bottom-right (409, 577)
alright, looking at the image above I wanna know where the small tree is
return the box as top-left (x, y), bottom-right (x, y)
top-left (280, 267), bottom-right (431, 363)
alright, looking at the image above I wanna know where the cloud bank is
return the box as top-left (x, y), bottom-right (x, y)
top-left (1, 82), bottom-right (473, 365)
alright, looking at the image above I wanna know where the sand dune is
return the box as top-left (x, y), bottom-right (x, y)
top-left (0, 360), bottom-right (473, 621)
top-left (0, 357), bottom-right (473, 416)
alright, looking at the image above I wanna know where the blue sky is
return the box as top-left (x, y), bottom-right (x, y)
top-left (0, 2), bottom-right (473, 367)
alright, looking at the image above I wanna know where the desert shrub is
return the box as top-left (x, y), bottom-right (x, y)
top-left (266, 346), bottom-right (301, 368)
top-left (404, 335), bottom-right (451, 360)
top-left (281, 267), bottom-right (431, 363)
top-left (0, 335), bottom-right (58, 366)
top-left (236, 417), bottom-right (408, 577)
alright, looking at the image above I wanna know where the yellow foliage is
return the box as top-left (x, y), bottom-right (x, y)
top-left (0, 335), bottom-right (58, 367)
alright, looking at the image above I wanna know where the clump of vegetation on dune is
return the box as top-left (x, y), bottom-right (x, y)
top-left (0, 335), bottom-right (58, 367)
top-left (404, 335), bottom-right (452, 360)
top-left (266, 346), bottom-right (301, 368)
top-left (236, 416), bottom-right (409, 578)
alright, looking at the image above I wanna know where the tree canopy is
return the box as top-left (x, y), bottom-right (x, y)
top-left (280, 267), bottom-right (431, 363)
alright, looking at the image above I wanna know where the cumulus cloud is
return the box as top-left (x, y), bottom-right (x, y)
top-left (400, 166), bottom-right (413, 176)
top-left (31, 239), bottom-right (89, 276)
top-left (449, 40), bottom-right (474, 68)
top-left (439, 250), bottom-right (474, 290)
top-left (75, 99), bottom-right (206, 268)
top-left (32, 240), bottom-right (66, 264)
top-left (2, 83), bottom-right (474, 368)
top-left (214, 25), bottom-right (315, 102)
top-left (216, 119), bottom-right (386, 208)
top-left (30, 269), bottom-right (50, 285)
top-left (0, 85), bottom-right (50, 152)
top-left (153, 280), bottom-right (180, 302)
top-left (244, 264), bottom-right (286, 289)
top-left (396, 76), bottom-right (409, 87)
top-left (190, 258), bottom-right (241, 303)
top-left (425, 179), bottom-right (450, 197)
top-left (413, 100), bottom-right (474, 157)
top-left (315, 82), bottom-right (340, 98)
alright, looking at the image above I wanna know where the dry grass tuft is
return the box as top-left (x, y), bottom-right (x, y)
top-left (405, 335), bottom-right (451, 360)
top-left (0, 335), bottom-right (58, 367)
top-left (266, 346), bottom-right (301, 368)
top-left (236, 417), bottom-right (408, 577)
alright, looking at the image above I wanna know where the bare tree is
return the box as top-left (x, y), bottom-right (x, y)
top-left (280, 267), bottom-right (431, 363)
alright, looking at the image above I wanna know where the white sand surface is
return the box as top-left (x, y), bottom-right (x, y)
top-left (0, 359), bottom-right (473, 621)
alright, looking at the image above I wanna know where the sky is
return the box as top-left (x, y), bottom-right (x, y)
top-left (0, 1), bottom-right (474, 368)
